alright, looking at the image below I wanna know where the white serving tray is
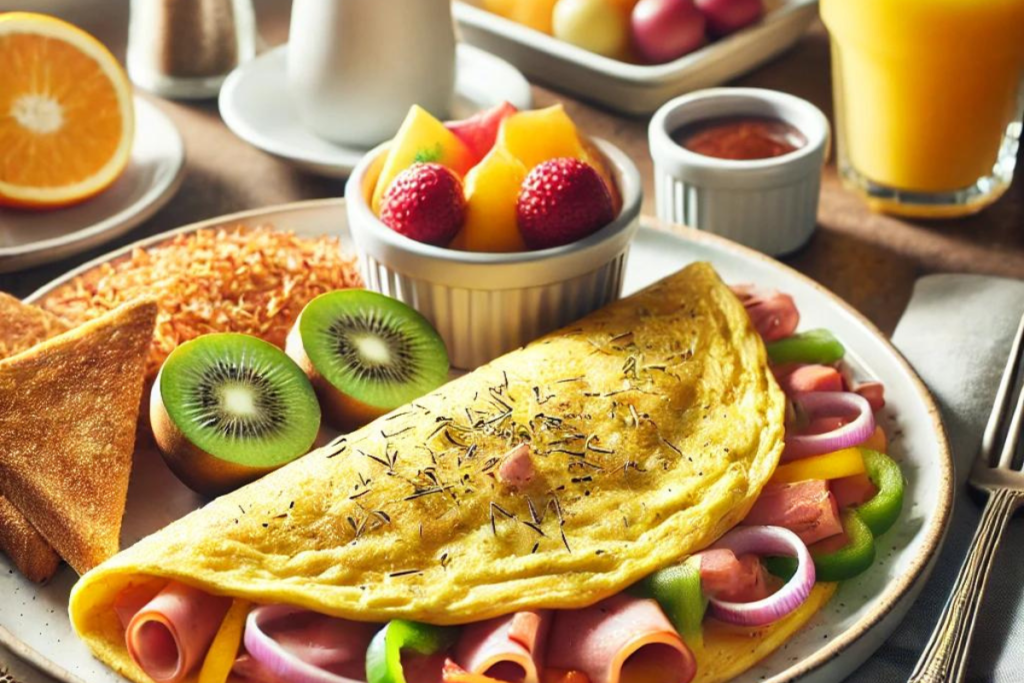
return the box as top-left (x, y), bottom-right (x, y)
top-left (453, 0), bottom-right (819, 115)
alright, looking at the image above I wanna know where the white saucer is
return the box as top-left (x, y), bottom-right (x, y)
top-left (0, 97), bottom-right (185, 274)
top-left (218, 44), bottom-right (533, 178)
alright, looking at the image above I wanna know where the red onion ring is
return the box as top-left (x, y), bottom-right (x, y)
top-left (782, 392), bottom-right (875, 462)
top-left (706, 526), bottom-right (814, 627)
top-left (243, 605), bottom-right (365, 683)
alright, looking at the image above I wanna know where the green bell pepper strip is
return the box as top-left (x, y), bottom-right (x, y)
top-left (366, 620), bottom-right (458, 683)
top-left (766, 329), bottom-right (846, 365)
top-left (855, 449), bottom-right (905, 536)
top-left (635, 555), bottom-right (707, 649)
top-left (766, 510), bottom-right (876, 582)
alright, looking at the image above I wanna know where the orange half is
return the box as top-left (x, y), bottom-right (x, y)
top-left (0, 12), bottom-right (134, 209)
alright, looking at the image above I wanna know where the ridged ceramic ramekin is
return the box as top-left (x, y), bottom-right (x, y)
top-left (649, 88), bottom-right (830, 256)
top-left (346, 139), bottom-right (642, 369)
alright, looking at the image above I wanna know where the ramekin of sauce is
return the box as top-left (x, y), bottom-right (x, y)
top-left (649, 89), bottom-right (829, 256)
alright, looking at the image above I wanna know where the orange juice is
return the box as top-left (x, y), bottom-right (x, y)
top-left (822, 0), bottom-right (1024, 217)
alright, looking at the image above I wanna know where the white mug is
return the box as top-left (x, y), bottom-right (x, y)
top-left (287, 0), bottom-right (457, 148)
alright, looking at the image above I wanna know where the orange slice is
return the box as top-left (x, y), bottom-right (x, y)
top-left (0, 13), bottom-right (134, 209)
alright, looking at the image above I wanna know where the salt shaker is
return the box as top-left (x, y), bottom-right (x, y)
top-left (287, 0), bottom-right (457, 148)
top-left (127, 0), bottom-right (257, 100)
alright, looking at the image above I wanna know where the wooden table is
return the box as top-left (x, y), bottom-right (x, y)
top-left (2, 0), bottom-right (1023, 336)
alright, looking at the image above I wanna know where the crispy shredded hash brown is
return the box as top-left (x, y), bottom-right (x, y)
top-left (41, 226), bottom-right (363, 380)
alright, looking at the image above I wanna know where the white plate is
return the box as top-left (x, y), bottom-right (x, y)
top-left (219, 45), bottom-right (533, 178)
top-left (453, 0), bottom-right (818, 115)
top-left (2, 199), bottom-right (951, 683)
top-left (0, 97), bottom-right (185, 274)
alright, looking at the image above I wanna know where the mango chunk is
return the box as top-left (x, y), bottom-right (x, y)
top-left (372, 105), bottom-right (474, 214)
top-left (452, 147), bottom-right (528, 253)
top-left (497, 104), bottom-right (588, 170)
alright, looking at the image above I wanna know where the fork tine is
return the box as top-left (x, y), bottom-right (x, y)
top-left (981, 312), bottom-right (1024, 466)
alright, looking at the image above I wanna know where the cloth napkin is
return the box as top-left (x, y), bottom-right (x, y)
top-left (2, 275), bottom-right (1023, 683)
top-left (848, 274), bottom-right (1024, 683)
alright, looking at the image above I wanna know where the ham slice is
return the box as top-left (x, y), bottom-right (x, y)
top-left (497, 444), bottom-right (535, 490)
top-left (455, 611), bottom-right (551, 683)
top-left (232, 607), bottom-right (377, 681)
top-left (742, 480), bottom-right (844, 545)
top-left (546, 595), bottom-right (695, 683)
top-left (775, 365), bottom-right (843, 396)
top-left (831, 473), bottom-right (879, 508)
top-left (697, 549), bottom-right (771, 603)
top-left (731, 286), bottom-right (799, 342)
top-left (854, 382), bottom-right (885, 412)
top-left (125, 582), bottom-right (232, 683)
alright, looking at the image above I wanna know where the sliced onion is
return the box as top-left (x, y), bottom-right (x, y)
top-left (243, 605), bottom-right (366, 683)
top-left (706, 526), bottom-right (814, 627)
top-left (782, 391), bottom-right (875, 462)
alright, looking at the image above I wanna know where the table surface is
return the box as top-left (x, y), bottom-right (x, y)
top-left (1, 0), bottom-right (1022, 336)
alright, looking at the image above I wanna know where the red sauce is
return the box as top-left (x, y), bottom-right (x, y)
top-left (673, 116), bottom-right (807, 160)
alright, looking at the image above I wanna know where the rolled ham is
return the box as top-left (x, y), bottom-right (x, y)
top-left (455, 611), bottom-right (551, 683)
top-left (114, 582), bottom-right (165, 630)
top-left (125, 581), bottom-right (231, 683)
top-left (546, 595), bottom-right (695, 683)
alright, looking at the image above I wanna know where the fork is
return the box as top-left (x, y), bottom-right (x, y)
top-left (908, 312), bottom-right (1024, 683)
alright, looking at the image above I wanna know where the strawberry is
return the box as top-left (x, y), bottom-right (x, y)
top-left (516, 158), bottom-right (615, 250)
top-left (380, 163), bottom-right (466, 247)
top-left (445, 102), bottom-right (518, 165)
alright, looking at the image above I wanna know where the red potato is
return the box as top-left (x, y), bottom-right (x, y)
top-left (631, 0), bottom-right (706, 64)
top-left (695, 0), bottom-right (764, 36)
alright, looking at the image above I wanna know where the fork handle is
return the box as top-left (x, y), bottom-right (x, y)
top-left (908, 488), bottom-right (1022, 683)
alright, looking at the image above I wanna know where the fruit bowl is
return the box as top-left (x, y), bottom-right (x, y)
top-left (346, 138), bottom-right (642, 369)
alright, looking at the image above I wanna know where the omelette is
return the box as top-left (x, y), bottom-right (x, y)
top-left (70, 263), bottom-right (804, 683)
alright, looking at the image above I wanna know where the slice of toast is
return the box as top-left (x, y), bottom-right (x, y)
top-left (0, 293), bottom-right (68, 582)
top-left (0, 297), bottom-right (157, 574)
top-left (0, 291), bottom-right (69, 357)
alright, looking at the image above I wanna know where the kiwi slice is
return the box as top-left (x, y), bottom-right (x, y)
top-left (286, 290), bottom-right (449, 429)
top-left (151, 333), bottom-right (321, 496)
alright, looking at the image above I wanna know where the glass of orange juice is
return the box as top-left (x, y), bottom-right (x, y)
top-left (821, 0), bottom-right (1024, 218)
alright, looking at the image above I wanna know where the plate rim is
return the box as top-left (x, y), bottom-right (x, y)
top-left (18, 199), bottom-right (953, 683)
top-left (218, 44), bottom-right (533, 172)
top-left (0, 96), bottom-right (185, 267)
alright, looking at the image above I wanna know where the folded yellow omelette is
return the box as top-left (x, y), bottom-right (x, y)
top-left (70, 263), bottom-right (787, 682)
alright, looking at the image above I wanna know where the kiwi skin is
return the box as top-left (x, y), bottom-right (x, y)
top-left (285, 313), bottom-right (387, 431)
top-left (151, 368), bottom-right (293, 497)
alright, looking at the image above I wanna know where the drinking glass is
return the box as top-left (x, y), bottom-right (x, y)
top-left (822, 0), bottom-right (1024, 218)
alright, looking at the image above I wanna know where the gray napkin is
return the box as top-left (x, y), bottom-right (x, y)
top-left (849, 274), bottom-right (1024, 683)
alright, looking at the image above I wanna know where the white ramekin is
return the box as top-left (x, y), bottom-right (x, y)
top-left (346, 139), bottom-right (642, 369)
top-left (649, 88), bottom-right (830, 256)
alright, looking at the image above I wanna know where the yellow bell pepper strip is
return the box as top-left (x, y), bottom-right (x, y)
top-left (637, 555), bottom-right (706, 650)
top-left (766, 329), bottom-right (845, 365)
top-left (198, 599), bottom-right (251, 683)
top-left (855, 449), bottom-right (905, 536)
top-left (767, 509), bottom-right (876, 582)
top-left (770, 448), bottom-right (865, 485)
top-left (367, 620), bottom-right (459, 683)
